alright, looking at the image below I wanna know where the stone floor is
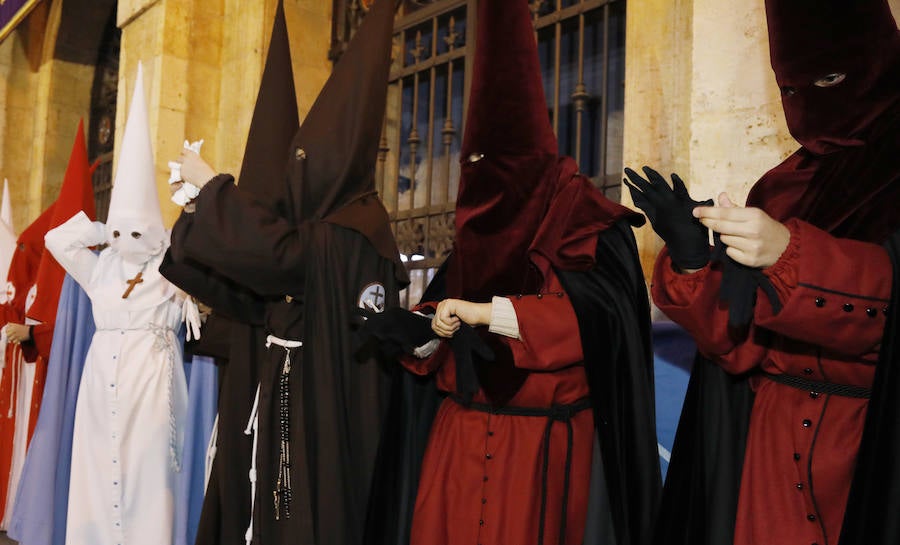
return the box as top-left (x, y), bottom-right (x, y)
top-left (0, 532), bottom-right (16, 544)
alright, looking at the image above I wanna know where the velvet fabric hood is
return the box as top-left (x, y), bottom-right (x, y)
top-left (765, 0), bottom-right (900, 155)
top-left (750, 0), bottom-right (900, 245)
top-left (448, 0), bottom-right (641, 302)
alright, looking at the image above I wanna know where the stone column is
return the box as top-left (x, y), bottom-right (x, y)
top-left (623, 0), bottom-right (797, 288)
top-left (116, 0), bottom-right (332, 226)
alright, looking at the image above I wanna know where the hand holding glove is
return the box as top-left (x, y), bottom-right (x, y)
top-left (624, 166), bottom-right (712, 270)
top-left (448, 322), bottom-right (495, 402)
top-left (353, 306), bottom-right (437, 359)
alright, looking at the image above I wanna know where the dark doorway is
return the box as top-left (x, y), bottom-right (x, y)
top-left (86, 6), bottom-right (119, 222)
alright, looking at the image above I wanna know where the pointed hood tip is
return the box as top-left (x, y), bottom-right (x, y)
top-left (289, 0), bottom-right (397, 221)
top-left (108, 60), bottom-right (163, 233)
top-left (462, 0), bottom-right (557, 158)
top-left (28, 118), bottom-right (97, 323)
top-left (51, 119), bottom-right (96, 224)
top-left (237, 0), bottom-right (300, 207)
top-left (105, 60), bottom-right (167, 265)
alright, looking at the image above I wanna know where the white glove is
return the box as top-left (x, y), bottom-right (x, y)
top-left (182, 296), bottom-right (202, 341)
top-left (169, 139), bottom-right (204, 206)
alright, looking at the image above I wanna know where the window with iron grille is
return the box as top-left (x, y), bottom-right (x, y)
top-left (333, 0), bottom-right (626, 307)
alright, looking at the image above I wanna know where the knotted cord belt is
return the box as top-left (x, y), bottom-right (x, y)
top-left (451, 396), bottom-right (592, 545)
top-left (764, 372), bottom-right (871, 398)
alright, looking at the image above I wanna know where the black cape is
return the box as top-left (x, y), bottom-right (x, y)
top-left (652, 229), bottom-right (900, 545)
top-left (365, 220), bottom-right (661, 545)
top-left (161, 174), bottom-right (404, 545)
top-left (838, 228), bottom-right (900, 545)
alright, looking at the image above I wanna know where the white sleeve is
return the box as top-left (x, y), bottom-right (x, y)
top-left (44, 211), bottom-right (105, 288)
top-left (488, 296), bottom-right (521, 339)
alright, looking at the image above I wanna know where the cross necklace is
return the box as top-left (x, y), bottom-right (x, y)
top-left (121, 262), bottom-right (149, 299)
top-left (122, 272), bottom-right (144, 299)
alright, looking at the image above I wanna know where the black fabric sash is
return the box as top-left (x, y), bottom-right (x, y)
top-left (763, 372), bottom-right (872, 399)
top-left (450, 396), bottom-right (592, 545)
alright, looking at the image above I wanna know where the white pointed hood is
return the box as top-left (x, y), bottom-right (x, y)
top-left (106, 62), bottom-right (166, 265)
top-left (0, 179), bottom-right (17, 296)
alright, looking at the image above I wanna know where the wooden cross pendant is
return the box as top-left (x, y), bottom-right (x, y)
top-left (122, 271), bottom-right (144, 299)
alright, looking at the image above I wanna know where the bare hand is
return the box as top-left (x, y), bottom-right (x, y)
top-left (693, 193), bottom-right (790, 269)
top-left (170, 181), bottom-right (197, 213)
top-left (432, 299), bottom-right (492, 338)
top-left (5, 323), bottom-right (30, 344)
top-left (177, 149), bottom-right (217, 189)
top-left (169, 180), bottom-right (184, 197)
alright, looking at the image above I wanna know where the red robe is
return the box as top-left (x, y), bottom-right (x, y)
top-left (0, 295), bottom-right (50, 519)
top-left (402, 271), bottom-right (593, 545)
top-left (653, 219), bottom-right (892, 545)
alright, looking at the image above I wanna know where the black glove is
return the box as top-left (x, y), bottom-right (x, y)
top-left (353, 307), bottom-right (437, 359)
top-left (623, 166), bottom-right (713, 270)
top-left (713, 235), bottom-right (782, 329)
top-left (449, 323), bottom-right (495, 403)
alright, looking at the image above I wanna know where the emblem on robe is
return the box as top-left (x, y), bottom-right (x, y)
top-left (25, 284), bottom-right (37, 312)
top-left (358, 282), bottom-right (386, 312)
top-left (2, 281), bottom-right (13, 304)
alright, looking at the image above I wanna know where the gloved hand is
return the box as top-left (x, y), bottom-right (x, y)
top-left (353, 306), bottom-right (437, 359)
top-left (182, 296), bottom-right (202, 341)
top-left (713, 235), bottom-right (782, 329)
top-left (623, 166), bottom-right (713, 270)
top-left (448, 322), bottom-right (495, 403)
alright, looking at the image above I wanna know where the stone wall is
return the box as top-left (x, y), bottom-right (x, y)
top-left (0, 0), bottom-right (332, 230)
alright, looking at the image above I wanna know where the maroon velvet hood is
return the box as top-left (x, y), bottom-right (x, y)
top-left (749, 0), bottom-right (900, 244)
top-left (765, 0), bottom-right (900, 155)
top-left (448, 0), bottom-right (640, 302)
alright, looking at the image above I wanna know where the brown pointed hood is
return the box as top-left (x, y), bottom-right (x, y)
top-left (237, 0), bottom-right (300, 214)
top-left (448, 0), bottom-right (639, 301)
top-left (285, 0), bottom-right (395, 223)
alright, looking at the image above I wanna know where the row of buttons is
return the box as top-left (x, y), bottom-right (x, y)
top-left (477, 416), bottom-right (495, 545)
top-left (514, 292), bottom-right (565, 300)
top-left (814, 296), bottom-right (888, 317)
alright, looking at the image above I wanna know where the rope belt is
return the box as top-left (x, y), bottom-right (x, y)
top-left (243, 385), bottom-right (261, 545)
top-left (451, 396), bottom-right (592, 545)
top-left (266, 335), bottom-right (302, 521)
top-left (764, 372), bottom-right (871, 399)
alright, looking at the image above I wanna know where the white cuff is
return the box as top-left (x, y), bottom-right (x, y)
top-left (488, 296), bottom-right (520, 339)
top-left (412, 338), bottom-right (441, 359)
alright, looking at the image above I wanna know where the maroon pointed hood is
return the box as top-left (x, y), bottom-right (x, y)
top-left (237, 0), bottom-right (299, 215)
top-left (448, 0), bottom-right (639, 301)
top-left (765, 0), bottom-right (900, 155)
